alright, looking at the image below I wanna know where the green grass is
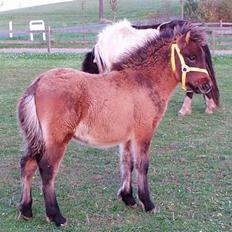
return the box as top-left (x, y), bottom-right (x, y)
top-left (0, 53), bottom-right (231, 231)
top-left (0, 0), bottom-right (180, 29)
top-left (0, 0), bottom-right (181, 48)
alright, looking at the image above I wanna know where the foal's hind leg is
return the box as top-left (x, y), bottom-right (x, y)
top-left (20, 155), bottom-right (38, 219)
top-left (38, 142), bottom-right (67, 227)
top-left (133, 139), bottom-right (156, 212)
top-left (117, 142), bottom-right (136, 207)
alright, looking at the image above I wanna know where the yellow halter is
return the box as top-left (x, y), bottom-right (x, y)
top-left (171, 43), bottom-right (208, 91)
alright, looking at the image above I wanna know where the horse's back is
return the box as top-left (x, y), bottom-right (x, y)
top-left (35, 68), bottom-right (96, 93)
top-left (95, 20), bottom-right (159, 72)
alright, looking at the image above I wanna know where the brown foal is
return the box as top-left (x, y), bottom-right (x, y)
top-left (17, 24), bottom-right (212, 226)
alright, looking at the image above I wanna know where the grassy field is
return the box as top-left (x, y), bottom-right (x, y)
top-left (0, 53), bottom-right (231, 231)
top-left (0, 0), bottom-right (180, 48)
top-left (0, 0), bottom-right (180, 29)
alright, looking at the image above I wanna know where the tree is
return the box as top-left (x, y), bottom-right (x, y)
top-left (99, 0), bottom-right (104, 22)
top-left (180, 0), bottom-right (184, 19)
top-left (184, 0), bottom-right (201, 21)
top-left (184, 0), bottom-right (232, 22)
top-left (199, 0), bottom-right (232, 22)
top-left (109, 0), bottom-right (118, 21)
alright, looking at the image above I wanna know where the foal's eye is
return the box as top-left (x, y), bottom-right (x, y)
top-left (187, 56), bottom-right (196, 62)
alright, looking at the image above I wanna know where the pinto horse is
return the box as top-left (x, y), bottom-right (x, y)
top-left (18, 23), bottom-right (212, 226)
top-left (82, 19), bottom-right (219, 116)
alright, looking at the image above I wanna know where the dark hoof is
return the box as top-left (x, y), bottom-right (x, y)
top-left (145, 204), bottom-right (160, 214)
top-left (18, 213), bottom-right (33, 221)
top-left (117, 190), bottom-right (137, 207)
top-left (46, 214), bottom-right (67, 227)
top-left (19, 205), bottom-right (33, 220)
top-left (139, 200), bottom-right (157, 213)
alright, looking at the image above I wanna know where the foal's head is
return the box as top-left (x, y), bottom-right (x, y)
top-left (172, 25), bottom-right (212, 94)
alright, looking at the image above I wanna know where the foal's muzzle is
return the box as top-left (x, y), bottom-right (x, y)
top-left (171, 44), bottom-right (210, 91)
top-left (189, 82), bottom-right (212, 95)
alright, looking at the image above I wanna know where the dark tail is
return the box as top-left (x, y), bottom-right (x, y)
top-left (132, 20), bottom-right (188, 31)
top-left (17, 78), bottom-right (45, 160)
top-left (203, 45), bottom-right (220, 106)
top-left (81, 49), bottom-right (99, 74)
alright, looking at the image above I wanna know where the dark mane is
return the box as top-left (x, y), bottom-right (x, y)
top-left (203, 45), bottom-right (220, 106)
top-left (111, 23), bottom-right (207, 71)
top-left (111, 27), bottom-right (175, 71)
top-left (175, 24), bottom-right (207, 46)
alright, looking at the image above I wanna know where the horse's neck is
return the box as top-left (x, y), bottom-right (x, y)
top-left (143, 50), bottom-right (179, 100)
top-left (151, 72), bottom-right (178, 100)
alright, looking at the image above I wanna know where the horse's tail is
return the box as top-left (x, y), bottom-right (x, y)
top-left (17, 78), bottom-right (45, 161)
top-left (81, 48), bottom-right (99, 74)
top-left (203, 45), bottom-right (220, 106)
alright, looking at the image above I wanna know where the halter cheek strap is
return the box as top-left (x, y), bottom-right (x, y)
top-left (171, 43), bottom-right (208, 91)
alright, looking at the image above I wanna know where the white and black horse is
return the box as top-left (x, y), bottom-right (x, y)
top-left (81, 19), bottom-right (219, 116)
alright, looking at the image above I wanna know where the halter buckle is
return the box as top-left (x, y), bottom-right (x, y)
top-left (182, 65), bottom-right (190, 73)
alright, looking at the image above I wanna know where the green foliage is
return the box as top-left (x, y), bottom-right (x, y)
top-left (199, 0), bottom-right (232, 22)
top-left (184, 0), bottom-right (232, 22)
top-left (184, 0), bottom-right (201, 21)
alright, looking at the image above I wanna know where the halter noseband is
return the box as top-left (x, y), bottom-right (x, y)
top-left (171, 43), bottom-right (208, 91)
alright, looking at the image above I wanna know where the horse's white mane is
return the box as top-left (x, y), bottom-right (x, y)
top-left (94, 19), bottom-right (159, 73)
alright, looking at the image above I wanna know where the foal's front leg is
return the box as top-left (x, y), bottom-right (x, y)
top-left (117, 141), bottom-right (136, 207)
top-left (134, 140), bottom-right (156, 212)
top-left (178, 92), bottom-right (193, 116)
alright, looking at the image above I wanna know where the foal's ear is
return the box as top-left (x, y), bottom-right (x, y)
top-left (176, 30), bottom-right (191, 49)
top-left (185, 31), bottom-right (191, 44)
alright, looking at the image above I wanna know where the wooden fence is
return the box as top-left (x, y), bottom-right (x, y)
top-left (209, 28), bottom-right (232, 55)
top-left (0, 21), bottom-right (232, 54)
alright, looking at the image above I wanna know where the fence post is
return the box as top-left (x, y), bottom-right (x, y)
top-left (212, 30), bottom-right (216, 56)
top-left (42, 31), bottom-right (46, 41)
top-left (9, 21), bottom-right (13, 38)
top-left (220, 19), bottom-right (222, 28)
top-left (47, 26), bottom-right (51, 53)
top-left (30, 32), bottom-right (34, 41)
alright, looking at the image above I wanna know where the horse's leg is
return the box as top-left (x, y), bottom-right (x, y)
top-left (38, 142), bottom-right (67, 227)
top-left (20, 154), bottom-right (38, 219)
top-left (133, 139), bottom-right (156, 212)
top-left (178, 92), bottom-right (193, 116)
top-left (204, 94), bottom-right (217, 114)
top-left (117, 141), bottom-right (136, 207)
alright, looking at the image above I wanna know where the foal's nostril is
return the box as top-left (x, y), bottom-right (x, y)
top-left (199, 83), bottom-right (212, 94)
top-left (202, 83), bottom-right (209, 90)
